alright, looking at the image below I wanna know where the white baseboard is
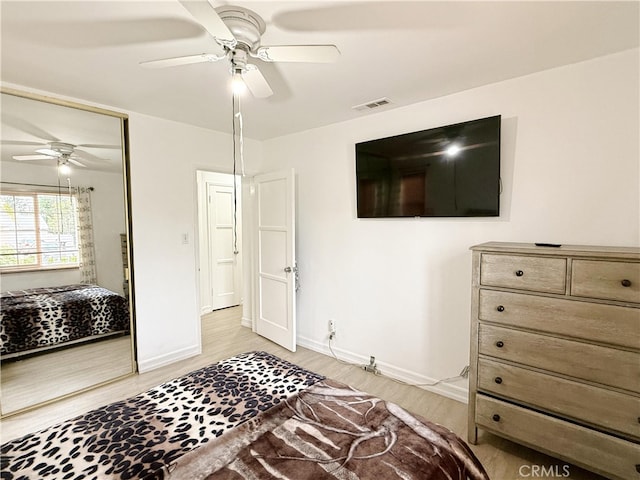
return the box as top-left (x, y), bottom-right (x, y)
top-left (137, 344), bottom-right (202, 373)
top-left (241, 316), bottom-right (253, 329)
top-left (297, 335), bottom-right (468, 404)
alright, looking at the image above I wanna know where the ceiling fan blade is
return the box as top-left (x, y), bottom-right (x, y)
top-left (140, 52), bottom-right (225, 68)
top-left (35, 148), bottom-right (62, 157)
top-left (1, 140), bottom-right (46, 146)
top-left (2, 114), bottom-right (60, 142)
top-left (254, 45), bottom-right (340, 63)
top-left (76, 143), bottom-right (121, 149)
top-left (74, 149), bottom-right (109, 162)
top-left (68, 158), bottom-right (87, 168)
top-left (242, 65), bottom-right (273, 98)
top-left (179, 0), bottom-right (236, 47)
top-left (12, 154), bottom-right (53, 161)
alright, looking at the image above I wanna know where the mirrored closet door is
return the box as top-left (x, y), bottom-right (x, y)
top-left (0, 88), bottom-right (136, 416)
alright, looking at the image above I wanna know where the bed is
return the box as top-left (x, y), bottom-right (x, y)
top-left (0, 284), bottom-right (129, 359)
top-left (0, 351), bottom-right (488, 480)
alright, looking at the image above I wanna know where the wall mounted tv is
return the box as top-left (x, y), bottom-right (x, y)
top-left (355, 115), bottom-right (501, 218)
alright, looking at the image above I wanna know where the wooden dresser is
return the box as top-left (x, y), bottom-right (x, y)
top-left (468, 242), bottom-right (640, 479)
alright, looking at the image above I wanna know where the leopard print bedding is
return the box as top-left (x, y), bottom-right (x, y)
top-left (0, 284), bottom-right (129, 356)
top-left (0, 351), bottom-right (324, 480)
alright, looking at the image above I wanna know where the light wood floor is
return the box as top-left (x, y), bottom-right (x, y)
top-left (1, 335), bottom-right (133, 414)
top-left (1, 306), bottom-right (605, 479)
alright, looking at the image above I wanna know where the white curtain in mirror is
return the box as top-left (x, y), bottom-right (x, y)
top-left (74, 186), bottom-right (97, 284)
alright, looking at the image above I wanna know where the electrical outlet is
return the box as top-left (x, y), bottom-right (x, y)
top-left (329, 319), bottom-right (336, 335)
top-left (363, 355), bottom-right (379, 374)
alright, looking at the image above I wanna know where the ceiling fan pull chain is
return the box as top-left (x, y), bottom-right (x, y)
top-left (231, 92), bottom-right (244, 255)
top-left (236, 111), bottom-right (245, 177)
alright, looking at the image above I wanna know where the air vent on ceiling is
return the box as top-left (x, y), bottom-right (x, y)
top-left (352, 97), bottom-right (393, 112)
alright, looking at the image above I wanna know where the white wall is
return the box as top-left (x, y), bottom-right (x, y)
top-left (90, 170), bottom-right (128, 295)
top-left (127, 113), bottom-right (261, 372)
top-left (262, 49), bottom-right (640, 401)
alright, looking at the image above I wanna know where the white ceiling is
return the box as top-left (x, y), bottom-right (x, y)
top-left (1, 1), bottom-right (638, 141)
top-left (1, 91), bottom-right (124, 173)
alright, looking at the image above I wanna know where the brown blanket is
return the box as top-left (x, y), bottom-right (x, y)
top-left (169, 379), bottom-right (489, 480)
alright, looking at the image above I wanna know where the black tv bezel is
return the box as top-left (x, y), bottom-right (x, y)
top-left (355, 115), bottom-right (501, 219)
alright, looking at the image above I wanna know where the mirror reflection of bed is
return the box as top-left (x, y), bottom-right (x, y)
top-left (0, 90), bottom-right (136, 416)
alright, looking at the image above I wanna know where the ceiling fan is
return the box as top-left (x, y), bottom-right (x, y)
top-left (140, 1), bottom-right (341, 98)
top-left (12, 141), bottom-right (113, 167)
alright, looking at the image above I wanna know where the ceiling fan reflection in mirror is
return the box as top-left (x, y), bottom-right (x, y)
top-left (140, 2), bottom-right (341, 98)
top-left (12, 142), bottom-right (105, 169)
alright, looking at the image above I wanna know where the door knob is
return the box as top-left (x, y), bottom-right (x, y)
top-left (284, 266), bottom-right (292, 273)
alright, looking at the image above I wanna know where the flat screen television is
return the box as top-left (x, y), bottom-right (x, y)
top-left (355, 115), bottom-right (501, 218)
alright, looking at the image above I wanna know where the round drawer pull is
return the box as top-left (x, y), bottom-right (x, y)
top-left (492, 414), bottom-right (501, 422)
top-left (621, 279), bottom-right (632, 287)
top-left (515, 270), bottom-right (524, 277)
top-left (496, 341), bottom-right (504, 348)
top-left (496, 305), bottom-right (505, 312)
top-left (494, 377), bottom-right (503, 384)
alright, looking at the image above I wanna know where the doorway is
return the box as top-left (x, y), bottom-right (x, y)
top-left (197, 168), bottom-right (298, 352)
top-left (197, 171), bottom-right (242, 314)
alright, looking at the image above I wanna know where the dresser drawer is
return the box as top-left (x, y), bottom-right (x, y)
top-left (479, 289), bottom-right (640, 349)
top-left (478, 324), bottom-right (639, 392)
top-left (476, 395), bottom-right (640, 480)
top-left (477, 358), bottom-right (640, 439)
top-left (480, 254), bottom-right (566, 294)
top-left (572, 260), bottom-right (640, 304)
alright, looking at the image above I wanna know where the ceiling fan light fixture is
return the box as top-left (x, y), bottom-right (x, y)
top-left (446, 144), bottom-right (461, 157)
top-left (231, 68), bottom-right (247, 95)
top-left (58, 160), bottom-right (72, 176)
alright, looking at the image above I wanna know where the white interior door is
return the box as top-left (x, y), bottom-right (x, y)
top-left (208, 182), bottom-right (241, 310)
top-left (197, 171), bottom-right (242, 314)
top-left (254, 169), bottom-right (296, 351)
